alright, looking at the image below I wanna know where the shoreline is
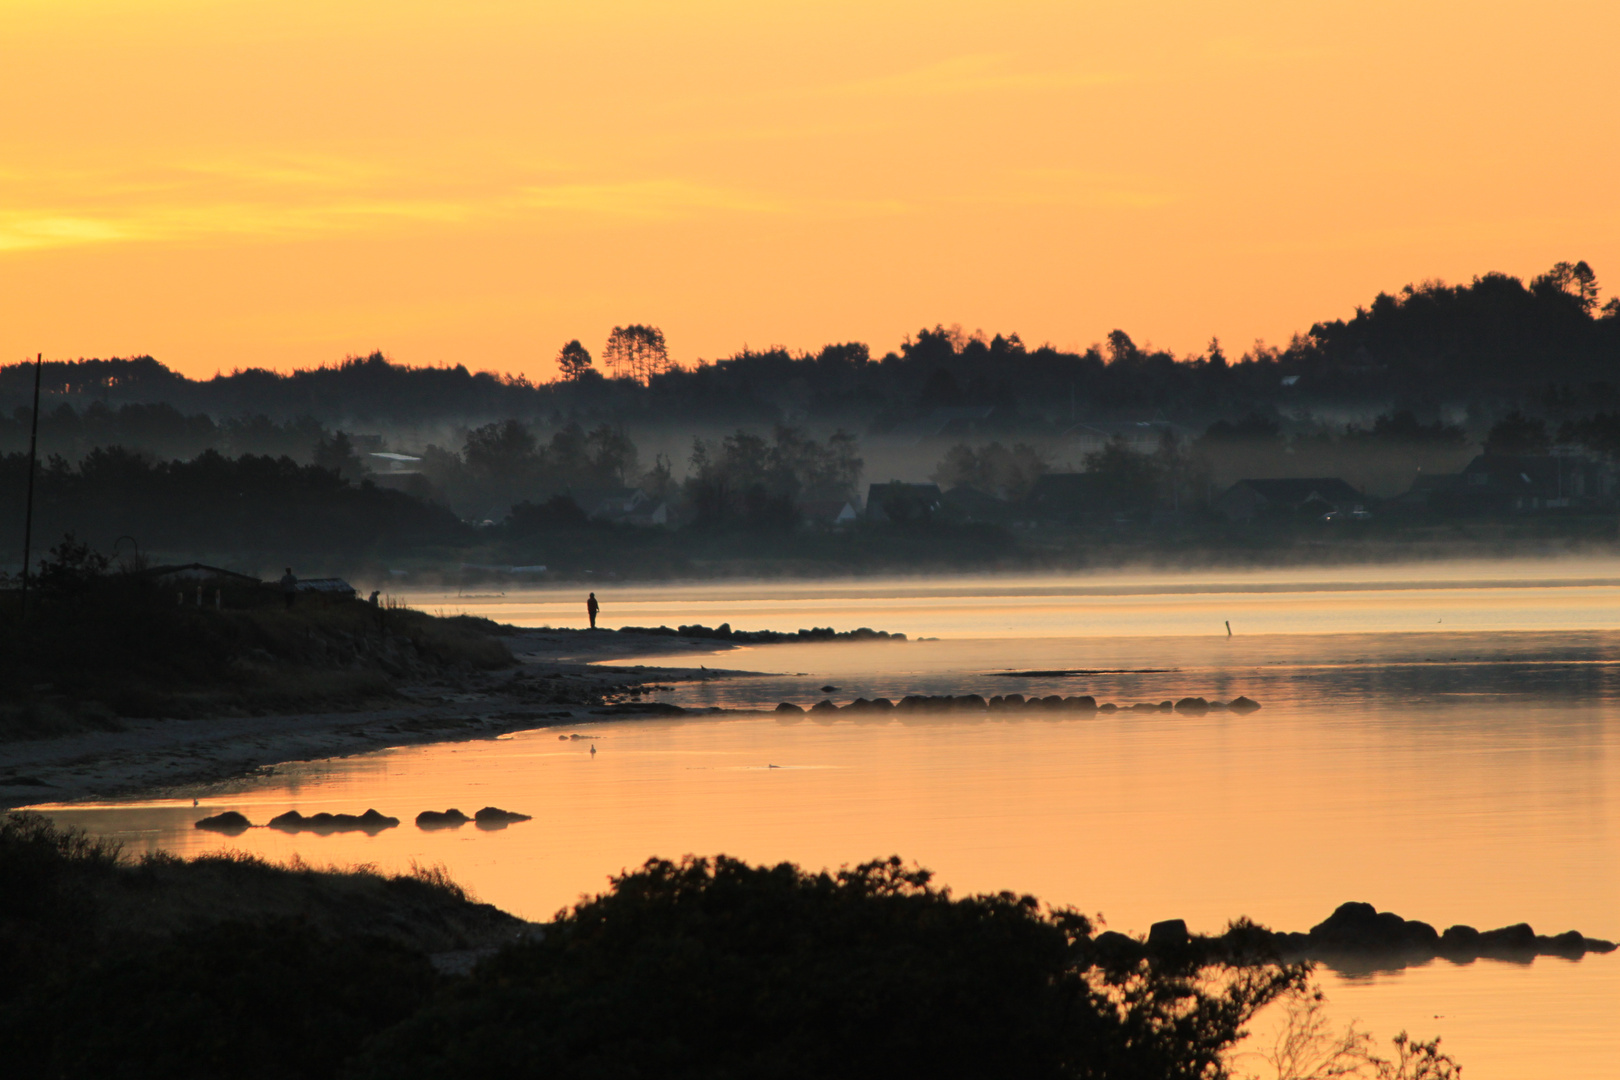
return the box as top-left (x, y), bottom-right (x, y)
top-left (1, 628), bottom-right (758, 810)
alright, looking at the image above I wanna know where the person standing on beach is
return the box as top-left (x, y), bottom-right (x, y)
top-left (280, 567), bottom-right (298, 610)
top-left (586, 592), bottom-right (600, 629)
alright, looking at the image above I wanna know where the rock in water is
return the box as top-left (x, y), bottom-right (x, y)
top-left (1229, 696), bottom-right (1261, 714)
top-left (416, 808), bottom-right (471, 829)
top-left (1308, 901), bottom-right (1439, 956)
top-left (267, 809), bottom-right (399, 834)
top-left (474, 806), bottom-right (534, 830)
top-left (194, 811), bottom-right (251, 833)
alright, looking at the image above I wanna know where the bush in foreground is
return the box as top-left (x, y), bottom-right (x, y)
top-left (6, 815), bottom-right (1457, 1080)
top-left (347, 855), bottom-right (1304, 1080)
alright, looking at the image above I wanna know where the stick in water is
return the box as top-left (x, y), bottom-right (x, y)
top-left (1225, 620), bottom-right (1232, 637)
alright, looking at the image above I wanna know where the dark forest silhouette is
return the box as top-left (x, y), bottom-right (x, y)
top-left (5, 261), bottom-right (1617, 430)
top-left (6, 261), bottom-right (1620, 575)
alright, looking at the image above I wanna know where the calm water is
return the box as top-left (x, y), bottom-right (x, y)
top-left (36, 564), bottom-right (1620, 1079)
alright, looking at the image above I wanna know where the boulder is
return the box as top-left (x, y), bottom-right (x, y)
top-left (1065, 695), bottom-right (1098, 711)
top-left (809, 699), bottom-right (840, 714)
top-left (1438, 924), bottom-right (1481, 958)
top-left (268, 809), bottom-right (399, 834)
top-left (1542, 929), bottom-right (1588, 959)
top-left (474, 806), bottom-right (533, 830)
top-left (194, 811), bottom-right (251, 834)
top-left (1308, 901), bottom-right (1439, 955)
top-left (1229, 696), bottom-right (1261, 714)
top-left (1173, 697), bottom-right (1209, 715)
top-left (1477, 922), bottom-right (1536, 956)
top-left (774, 702), bottom-right (805, 714)
top-left (416, 808), bottom-right (471, 829)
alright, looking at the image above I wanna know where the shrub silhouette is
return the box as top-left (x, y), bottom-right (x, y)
top-left (347, 854), bottom-right (1303, 1080)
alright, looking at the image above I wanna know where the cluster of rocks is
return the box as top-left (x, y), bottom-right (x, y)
top-left (417, 807), bottom-right (533, 830)
top-left (619, 623), bottom-right (905, 644)
top-left (268, 809), bottom-right (400, 834)
top-left (775, 694), bottom-right (1261, 717)
top-left (197, 806), bottom-right (532, 834)
top-left (1088, 901), bottom-right (1616, 972)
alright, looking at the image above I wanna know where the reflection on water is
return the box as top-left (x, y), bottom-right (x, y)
top-left (34, 568), bottom-right (1620, 1080)
top-left (398, 560), bottom-right (1620, 639)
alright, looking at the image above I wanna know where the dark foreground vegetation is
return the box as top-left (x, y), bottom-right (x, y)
top-left (0, 814), bottom-right (1468, 1080)
top-left (0, 536), bottom-right (511, 740)
top-left (0, 813), bottom-right (520, 1080)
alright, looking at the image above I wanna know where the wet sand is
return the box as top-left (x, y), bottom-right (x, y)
top-left (0, 629), bottom-right (759, 809)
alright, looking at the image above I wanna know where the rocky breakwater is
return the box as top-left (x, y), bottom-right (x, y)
top-left (1084, 902), bottom-right (1616, 973)
top-left (619, 623), bottom-right (906, 644)
top-left (775, 693), bottom-right (1260, 717)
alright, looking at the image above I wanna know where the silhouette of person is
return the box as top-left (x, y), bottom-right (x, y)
top-left (280, 567), bottom-right (298, 610)
top-left (586, 591), bottom-right (599, 629)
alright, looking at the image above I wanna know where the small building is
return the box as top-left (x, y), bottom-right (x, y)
top-left (621, 500), bottom-right (673, 528)
top-left (294, 577), bottom-right (357, 600)
top-left (866, 481), bottom-right (943, 523)
top-left (1453, 453), bottom-right (1614, 512)
top-left (1213, 478), bottom-right (1365, 522)
top-left (366, 451), bottom-right (428, 493)
top-left (141, 563), bottom-right (262, 586)
top-left (368, 451), bottom-right (423, 474)
top-left (568, 486), bottom-right (649, 521)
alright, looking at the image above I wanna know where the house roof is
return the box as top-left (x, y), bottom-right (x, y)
top-left (141, 563), bottom-right (262, 584)
top-left (294, 577), bottom-right (356, 594)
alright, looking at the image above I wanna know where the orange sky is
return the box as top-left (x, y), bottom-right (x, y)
top-left (3, 0), bottom-right (1617, 382)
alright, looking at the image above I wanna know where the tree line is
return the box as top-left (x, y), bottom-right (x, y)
top-left (7, 259), bottom-right (1618, 430)
top-left (0, 448), bottom-right (466, 567)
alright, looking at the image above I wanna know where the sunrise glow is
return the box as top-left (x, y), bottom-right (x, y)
top-left (3, 0), bottom-right (1616, 378)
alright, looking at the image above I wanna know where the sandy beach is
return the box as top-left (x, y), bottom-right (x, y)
top-left (0, 628), bottom-right (756, 809)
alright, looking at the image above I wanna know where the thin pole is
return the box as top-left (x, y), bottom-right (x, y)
top-left (20, 353), bottom-right (43, 617)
